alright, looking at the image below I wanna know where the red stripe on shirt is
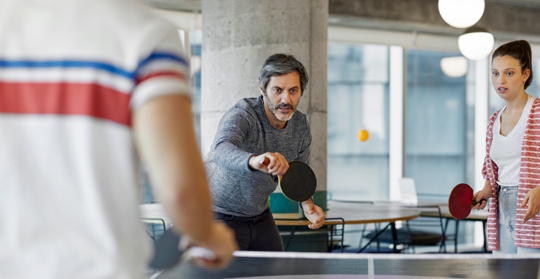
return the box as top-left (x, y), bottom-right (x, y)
top-left (0, 82), bottom-right (131, 126)
top-left (135, 71), bottom-right (185, 86)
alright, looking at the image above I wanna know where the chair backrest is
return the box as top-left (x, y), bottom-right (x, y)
top-left (399, 177), bottom-right (418, 205)
top-left (139, 203), bottom-right (173, 240)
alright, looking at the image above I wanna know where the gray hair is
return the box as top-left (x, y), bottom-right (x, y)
top-left (258, 54), bottom-right (309, 95)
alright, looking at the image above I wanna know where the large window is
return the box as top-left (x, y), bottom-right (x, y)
top-left (190, 31), bottom-right (202, 145)
top-left (328, 46), bottom-right (476, 202)
top-left (405, 50), bottom-right (475, 201)
top-left (327, 43), bottom-right (390, 201)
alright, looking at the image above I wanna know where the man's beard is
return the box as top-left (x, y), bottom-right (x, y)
top-left (264, 93), bottom-right (298, 122)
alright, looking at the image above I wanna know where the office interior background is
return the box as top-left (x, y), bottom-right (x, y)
top-left (142, 0), bottom-right (540, 251)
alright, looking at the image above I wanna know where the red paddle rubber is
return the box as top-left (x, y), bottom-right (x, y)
top-left (449, 183), bottom-right (474, 220)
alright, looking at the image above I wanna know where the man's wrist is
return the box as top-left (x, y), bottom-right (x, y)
top-left (299, 197), bottom-right (313, 208)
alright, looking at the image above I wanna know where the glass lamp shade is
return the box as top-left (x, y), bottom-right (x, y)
top-left (440, 57), bottom-right (468, 78)
top-left (458, 28), bottom-right (494, 60)
top-left (438, 0), bottom-right (485, 28)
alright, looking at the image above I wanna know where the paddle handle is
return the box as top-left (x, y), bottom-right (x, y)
top-left (260, 156), bottom-right (270, 166)
top-left (185, 247), bottom-right (216, 260)
top-left (471, 198), bottom-right (487, 207)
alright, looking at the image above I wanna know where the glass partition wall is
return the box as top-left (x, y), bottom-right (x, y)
top-left (327, 43), bottom-right (390, 201)
top-left (327, 43), bottom-right (478, 251)
top-left (327, 46), bottom-right (476, 203)
top-left (405, 50), bottom-right (475, 201)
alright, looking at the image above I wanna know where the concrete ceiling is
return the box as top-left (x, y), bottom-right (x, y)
top-left (329, 0), bottom-right (540, 42)
top-left (141, 0), bottom-right (201, 12)
top-left (489, 0), bottom-right (540, 8)
top-left (142, 0), bottom-right (540, 42)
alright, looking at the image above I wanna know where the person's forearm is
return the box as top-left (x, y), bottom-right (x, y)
top-left (134, 95), bottom-right (214, 243)
top-left (212, 140), bottom-right (254, 172)
top-left (209, 109), bottom-right (257, 172)
top-left (152, 142), bottom-right (214, 243)
top-left (483, 179), bottom-right (492, 192)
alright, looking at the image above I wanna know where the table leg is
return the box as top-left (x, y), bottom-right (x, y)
top-left (357, 223), bottom-right (392, 253)
top-left (390, 222), bottom-right (398, 252)
top-left (284, 226), bottom-right (297, 251)
top-left (454, 220), bottom-right (459, 253)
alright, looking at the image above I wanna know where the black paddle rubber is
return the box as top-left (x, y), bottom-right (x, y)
top-left (280, 161), bottom-right (317, 202)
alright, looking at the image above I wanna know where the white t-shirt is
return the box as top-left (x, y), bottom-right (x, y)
top-left (0, 1), bottom-right (189, 278)
top-left (491, 95), bottom-right (536, 186)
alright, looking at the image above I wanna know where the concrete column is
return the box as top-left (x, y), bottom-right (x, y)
top-left (201, 0), bottom-right (328, 210)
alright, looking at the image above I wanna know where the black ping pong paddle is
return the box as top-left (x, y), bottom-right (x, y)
top-left (261, 157), bottom-right (316, 202)
top-left (448, 183), bottom-right (486, 220)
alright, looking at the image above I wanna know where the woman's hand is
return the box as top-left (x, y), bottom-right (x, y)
top-left (472, 180), bottom-right (492, 210)
top-left (521, 186), bottom-right (540, 223)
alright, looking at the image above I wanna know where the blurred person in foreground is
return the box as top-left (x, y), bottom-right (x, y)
top-left (0, 0), bottom-right (236, 278)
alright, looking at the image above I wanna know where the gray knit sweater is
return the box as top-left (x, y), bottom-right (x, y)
top-left (205, 95), bottom-right (311, 217)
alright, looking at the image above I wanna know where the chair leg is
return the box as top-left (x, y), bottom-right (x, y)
top-left (438, 216), bottom-right (447, 253)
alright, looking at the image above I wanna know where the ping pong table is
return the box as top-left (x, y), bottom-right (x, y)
top-left (152, 251), bottom-right (540, 279)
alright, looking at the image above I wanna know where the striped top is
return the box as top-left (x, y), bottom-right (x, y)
top-left (0, 0), bottom-right (189, 278)
top-left (483, 97), bottom-right (540, 250)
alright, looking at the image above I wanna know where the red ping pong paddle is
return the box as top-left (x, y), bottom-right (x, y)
top-left (448, 183), bottom-right (486, 220)
top-left (261, 157), bottom-right (316, 202)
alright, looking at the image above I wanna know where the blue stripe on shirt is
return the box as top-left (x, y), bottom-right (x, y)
top-left (0, 60), bottom-right (134, 79)
top-left (135, 52), bottom-right (189, 72)
top-left (0, 52), bottom-right (188, 81)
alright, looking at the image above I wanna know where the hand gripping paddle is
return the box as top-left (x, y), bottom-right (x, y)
top-left (261, 157), bottom-right (317, 202)
top-left (149, 228), bottom-right (215, 271)
top-left (448, 183), bottom-right (486, 220)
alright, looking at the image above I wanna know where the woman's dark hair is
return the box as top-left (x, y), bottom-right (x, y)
top-left (492, 40), bottom-right (533, 89)
top-left (259, 54), bottom-right (309, 96)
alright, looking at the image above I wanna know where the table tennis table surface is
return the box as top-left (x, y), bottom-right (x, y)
top-left (153, 251), bottom-right (540, 279)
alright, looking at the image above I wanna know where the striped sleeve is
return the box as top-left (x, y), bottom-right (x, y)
top-left (483, 109), bottom-right (500, 251)
top-left (514, 98), bottom-right (540, 248)
top-left (482, 111), bottom-right (499, 179)
top-left (131, 26), bottom-right (190, 109)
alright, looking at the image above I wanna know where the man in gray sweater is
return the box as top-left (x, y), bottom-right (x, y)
top-left (205, 54), bottom-right (325, 251)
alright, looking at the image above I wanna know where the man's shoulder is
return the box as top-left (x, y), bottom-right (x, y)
top-left (235, 97), bottom-right (260, 108)
top-left (228, 97), bottom-right (261, 115)
top-left (291, 109), bottom-right (309, 126)
top-left (293, 109), bottom-right (307, 120)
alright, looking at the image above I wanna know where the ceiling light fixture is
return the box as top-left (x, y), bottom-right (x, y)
top-left (458, 27), bottom-right (494, 60)
top-left (440, 56), bottom-right (468, 78)
top-left (438, 0), bottom-right (485, 29)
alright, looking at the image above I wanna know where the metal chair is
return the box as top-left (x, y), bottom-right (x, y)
top-left (276, 217), bottom-right (346, 252)
top-left (139, 203), bottom-right (172, 240)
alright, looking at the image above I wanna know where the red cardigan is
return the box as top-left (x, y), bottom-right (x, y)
top-left (482, 97), bottom-right (540, 250)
